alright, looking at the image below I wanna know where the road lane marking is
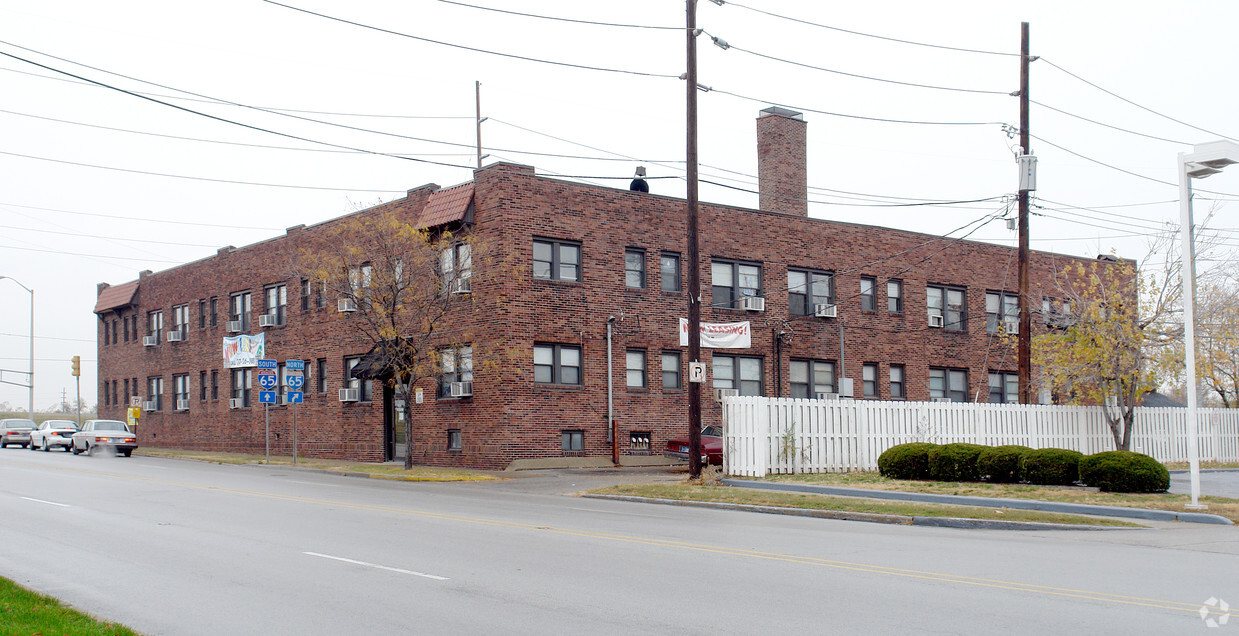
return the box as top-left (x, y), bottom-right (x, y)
top-left (14, 459), bottom-right (1235, 621)
top-left (302, 552), bottom-right (448, 580)
top-left (20, 496), bottom-right (69, 507)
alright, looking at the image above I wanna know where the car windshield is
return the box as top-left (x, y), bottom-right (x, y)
top-left (92, 421), bottom-right (129, 431)
top-left (46, 421), bottom-right (76, 429)
top-left (6, 420), bottom-right (35, 428)
top-left (702, 425), bottom-right (722, 437)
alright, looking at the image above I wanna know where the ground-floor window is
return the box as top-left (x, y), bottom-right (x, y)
top-left (231, 368), bottom-right (252, 407)
top-left (714, 354), bottom-right (763, 396)
top-left (561, 430), bottom-right (584, 453)
top-left (930, 367), bottom-right (968, 402)
top-left (447, 429), bottom-right (462, 451)
top-left (789, 358), bottom-right (833, 398)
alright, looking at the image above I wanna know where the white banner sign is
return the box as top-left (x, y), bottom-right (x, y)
top-left (679, 318), bottom-right (752, 349)
top-left (222, 333), bottom-right (266, 368)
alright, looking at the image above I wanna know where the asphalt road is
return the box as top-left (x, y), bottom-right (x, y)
top-left (2, 449), bottom-right (1237, 635)
top-left (1170, 469), bottom-right (1239, 499)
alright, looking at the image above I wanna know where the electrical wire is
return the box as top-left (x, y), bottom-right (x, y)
top-left (699, 178), bottom-right (1008, 209)
top-left (1030, 134), bottom-right (1239, 197)
top-left (0, 201), bottom-right (283, 230)
top-left (0, 224), bottom-right (224, 248)
top-left (0, 242), bottom-right (182, 263)
top-left (1030, 100), bottom-right (1190, 145)
top-left (710, 86), bottom-right (1008, 127)
top-left (0, 332), bottom-right (95, 343)
top-left (432, 0), bottom-right (682, 30)
top-left (260, 1), bottom-right (679, 78)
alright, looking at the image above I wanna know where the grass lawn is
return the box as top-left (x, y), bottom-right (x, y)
top-left (592, 482), bottom-right (1141, 527)
top-left (756, 472), bottom-right (1239, 523)
top-left (134, 448), bottom-right (498, 482)
top-left (0, 576), bottom-right (140, 635)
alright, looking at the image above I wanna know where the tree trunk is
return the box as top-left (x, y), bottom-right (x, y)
top-left (403, 398), bottom-right (415, 470)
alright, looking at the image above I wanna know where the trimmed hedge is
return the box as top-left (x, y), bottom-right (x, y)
top-left (1020, 448), bottom-right (1084, 486)
top-left (878, 443), bottom-right (939, 480)
top-left (977, 445), bottom-right (1032, 483)
top-left (1079, 451), bottom-right (1170, 493)
top-left (928, 443), bottom-right (988, 481)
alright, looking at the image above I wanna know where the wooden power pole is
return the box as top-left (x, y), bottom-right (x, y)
top-left (1017, 22), bottom-right (1033, 404)
top-left (686, 0), bottom-right (703, 478)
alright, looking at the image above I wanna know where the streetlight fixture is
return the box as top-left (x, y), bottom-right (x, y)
top-left (0, 276), bottom-right (34, 420)
top-left (1178, 140), bottom-right (1239, 509)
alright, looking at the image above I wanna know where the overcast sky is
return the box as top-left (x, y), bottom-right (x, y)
top-left (2, 0), bottom-right (1237, 410)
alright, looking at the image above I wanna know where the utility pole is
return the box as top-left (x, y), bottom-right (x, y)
top-left (1017, 22), bottom-right (1033, 404)
top-left (685, 0), bottom-right (703, 478)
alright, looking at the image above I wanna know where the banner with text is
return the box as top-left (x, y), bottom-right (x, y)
top-left (679, 319), bottom-right (752, 349)
top-left (222, 333), bottom-right (266, 368)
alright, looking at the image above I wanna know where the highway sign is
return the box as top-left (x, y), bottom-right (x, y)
top-left (286, 391), bottom-right (303, 404)
top-left (259, 390), bottom-right (276, 404)
top-left (284, 359), bottom-right (305, 390)
top-left (257, 358), bottom-right (278, 391)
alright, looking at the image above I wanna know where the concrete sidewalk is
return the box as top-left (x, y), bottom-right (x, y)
top-left (721, 478), bottom-right (1233, 525)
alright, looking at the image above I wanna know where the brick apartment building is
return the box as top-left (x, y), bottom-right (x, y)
top-left (94, 108), bottom-right (1119, 470)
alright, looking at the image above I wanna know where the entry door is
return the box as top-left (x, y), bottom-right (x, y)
top-left (384, 385), bottom-right (407, 461)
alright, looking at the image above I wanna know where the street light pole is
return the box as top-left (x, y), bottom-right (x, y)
top-left (0, 276), bottom-right (34, 419)
top-left (1177, 140), bottom-right (1239, 510)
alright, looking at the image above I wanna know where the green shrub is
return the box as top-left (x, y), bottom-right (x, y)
top-left (927, 443), bottom-right (988, 481)
top-left (1079, 451), bottom-right (1170, 493)
top-left (1020, 448), bottom-right (1084, 485)
top-left (878, 443), bottom-right (939, 480)
top-left (977, 445), bottom-right (1032, 483)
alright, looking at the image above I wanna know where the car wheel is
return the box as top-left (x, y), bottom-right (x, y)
top-left (120, 449), bottom-right (132, 458)
top-left (71, 444), bottom-right (81, 455)
top-left (43, 440), bottom-right (51, 452)
top-left (29, 439), bottom-right (37, 451)
top-left (85, 443), bottom-right (94, 457)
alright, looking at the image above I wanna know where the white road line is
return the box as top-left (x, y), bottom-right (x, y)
top-left (21, 496), bottom-right (70, 508)
top-left (302, 552), bottom-right (448, 581)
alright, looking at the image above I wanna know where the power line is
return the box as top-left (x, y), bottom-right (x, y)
top-left (1030, 133), bottom-right (1239, 197)
top-left (0, 200), bottom-right (283, 230)
top-left (711, 86), bottom-right (1008, 127)
top-left (259, 1), bottom-right (679, 78)
top-left (433, 0), bottom-right (681, 30)
top-left (0, 224), bottom-right (225, 248)
top-left (1030, 100), bottom-right (1190, 145)
top-left (0, 332), bottom-right (95, 343)
top-left (699, 178), bottom-right (1008, 209)
top-left (0, 242), bottom-right (182, 263)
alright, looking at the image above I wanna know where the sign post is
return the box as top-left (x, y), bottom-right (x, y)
top-left (257, 359), bottom-right (278, 462)
top-left (285, 360), bottom-right (305, 465)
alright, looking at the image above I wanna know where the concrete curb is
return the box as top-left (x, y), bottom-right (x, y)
top-left (584, 494), bottom-right (1131, 531)
top-left (722, 479), bottom-right (1233, 526)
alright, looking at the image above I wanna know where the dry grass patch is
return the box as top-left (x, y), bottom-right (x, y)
top-left (593, 483), bottom-right (1140, 527)
top-left (135, 448), bottom-right (497, 482)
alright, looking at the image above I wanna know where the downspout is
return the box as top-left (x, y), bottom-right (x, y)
top-left (607, 316), bottom-right (619, 466)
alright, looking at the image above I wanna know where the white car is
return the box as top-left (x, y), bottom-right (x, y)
top-left (30, 419), bottom-right (78, 452)
top-left (72, 419), bottom-right (138, 457)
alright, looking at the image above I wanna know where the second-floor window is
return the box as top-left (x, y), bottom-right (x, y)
top-left (230, 292), bottom-right (251, 331)
top-left (265, 284), bottom-right (287, 325)
top-left (441, 243), bottom-right (473, 290)
top-left (987, 291), bottom-right (1019, 334)
top-left (788, 269), bottom-right (833, 316)
top-left (148, 310), bottom-right (163, 344)
top-left (927, 285), bottom-right (966, 331)
top-left (887, 279), bottom-right (904, 314)
top-left (533, 238), bottom-right (580, 282)
top-left (660, 252), bottom-right (681, 293)
top-left (860, 276), bottom-right (877, 311)
top-left (300, 278), bottom-right (312, 312)
top-left (172, 304), bottom-right (189, 337)
top-left (625, 248), bottom-right (646, 288)
top-left (712, 259), bottom-right (761, 309)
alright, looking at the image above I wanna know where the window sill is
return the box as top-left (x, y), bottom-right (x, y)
top-left (534, 384), bottom-right (584, 391)
top-left (533, 278), bottom-right (583, 286)
top-left (626, 387), bottom-right (649, 393)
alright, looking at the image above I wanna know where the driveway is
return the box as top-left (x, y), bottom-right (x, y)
top-left (1169, 469), bottom-right (1239, 498)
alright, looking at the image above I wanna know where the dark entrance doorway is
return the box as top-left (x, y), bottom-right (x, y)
top-left (384, 384), bottom-right (406, 462)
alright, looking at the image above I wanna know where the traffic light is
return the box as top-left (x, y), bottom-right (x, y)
top-left (71, 355), bottom-right (80, 377)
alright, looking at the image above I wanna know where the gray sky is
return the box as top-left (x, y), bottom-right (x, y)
top-left (2, 0), bottom-right (1237, 410)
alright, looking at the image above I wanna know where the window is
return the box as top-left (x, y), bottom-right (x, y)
top-left (147, 311), bottom-right (163, 344)
top-left (787, 269), bottom-right (834, 316)
top-left (1042, 296), bottom-right (1074, 329)
top-left (147, 376), bottom-right (163, 411)
top-left (625, 248), bottom-right (646, 288)
top-left (447, 429), bottom-right (462, 451)
top-left (441, 243), bottom-right (473, 290)
top-left (277, 364), bottom-right (287, 404)
top-left (123, 378), bottom-right (129, 402)
top-left (561, 430), bottom-right (584, 453)
top-left (230, 291), bottom-right (251, 331)
top-left (300, 278), bottom-right (312, 312)
top-left (534, 343), bottom-right (582, 385)
top-left (862, 363), bottom-right (878, 398)
top-left (661, 351), bottom-right (682, 390)
top-left (630, 431), bottom-right (652, 452)
top-left (927, 285), bottom-right (966, 331)
top-left (344, 356), bottom-right (372, 402)
top-left (789, 358), bottom-right (834, 398)
top-left (316, 358), bottom-right (327, 393)
top-left (626, 349), bottom-right (647, 388)
top-left (172, 304), bottom-right (189, 338)
top-left (103, 319), bottom-right (110, 346)
top-left (122, 316), bottom-right (129, 342)
top-left (889, 365), bottom-right (906, 400)
top-left (112, 381), bottom-right (118, 407)
top-left (209, 297), bottom-right (218, 327)
top-left (660, 252), bottom-right (681, 293)
top-left (712, 259), bottom-right (762, 309)
top-left (264, 284), bottom-right (287, 326)
top-left (989, 371), bottom-right (1019, 404)
top-left (199, 371), bottom-right (207, 401)
top-left (714, 354), bottom-right (763, 396)
top-left (198, 299), bottom-right (207, 329)
top-left (860, 276), bottom-right (877, 312)
top-left (349, 264), bottom-right (373, 296)
top-left (102, 380), bottom-right (109, 406)
top-left (930, 367), bottom-right (969, 402)
top-left (173, 374), bottom-right (190, 408)
top-left (231, 368), bottom-right (252, 407)
top-left (111, 320), bottom-right (118, 345)
top-left (986, 291), bottom-right (1020, 334)
top-left (533, 238), bottom-right (581, 282)
top-left (438, 346), bottom-right (474, 397)
top-left (211, 370), bottom-right (218, 400)
top-left (887, 280), bottom-right (903, 314)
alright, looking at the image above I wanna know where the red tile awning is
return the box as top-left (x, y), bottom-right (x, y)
top-left (417, 182), bottom-right (473, 228)
top-left (94, 280), bottom-right (138, 314)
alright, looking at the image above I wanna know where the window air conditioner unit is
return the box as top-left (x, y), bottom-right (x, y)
top-left (714, 388), bottom-right (739, 402)
top-left (815, 391), bottom-right (840, 400)
top-left (339, 388), bottom-right (360, 402)
top-left (226, 320), bottom-right (243, 333)
top-left (338, 298), bottom-right (358, 313)
top-left (142, 400), bottom-right (157, 412)
top-left (166, 330), bottom-right (184, 342)
top-left (741, 296), bottom-right (765, 312)
top-left (259, 314), bottom-right (281, 328)
top-left (449, 381), bottom-right (473, 397)
top-left (928, 314), bottom-right (945, 328)
top-left (814, 303), bottom-right (837, 318)
top-left (451, 278), bottom-right (472, 294)
top-left (1003, 318), bottom-right (1019, 334)
top-left (142, 335), bottom-right (158, 347)
top-left (931, 397), bottom-right (953, 403)
top-left (175, 399), bottom-right (190, 411)
top-left (229, 398), bottom-right (245, 409)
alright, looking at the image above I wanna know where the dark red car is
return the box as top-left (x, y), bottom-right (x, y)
top-left (663, 425), bottom-right (723, 466)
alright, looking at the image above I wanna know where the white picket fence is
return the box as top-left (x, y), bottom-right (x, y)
top-left (721, 397), bottom-right (1239, 477)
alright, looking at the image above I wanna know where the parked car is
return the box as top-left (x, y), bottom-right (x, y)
top-left (664, 425), bottom-right (723, 466)
top-left (1, 418), bottom-right (35, 449)
top-left (71, 419), bottom-right (138, 457)
top-left (30, 419), bottom-right (79, 452)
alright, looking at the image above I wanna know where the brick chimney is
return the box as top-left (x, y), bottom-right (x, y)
top-left (756, 107), bottom-right (808, 216)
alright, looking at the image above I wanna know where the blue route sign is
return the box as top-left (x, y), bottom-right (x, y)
top-left (257, 358), bottom-right (278, 391)
top-left (284, 359), bottom-right (305, 390)
top-left (259, 390), bottom-right (277, 404)
top-left (286, 391), bottom-right (303, 404)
